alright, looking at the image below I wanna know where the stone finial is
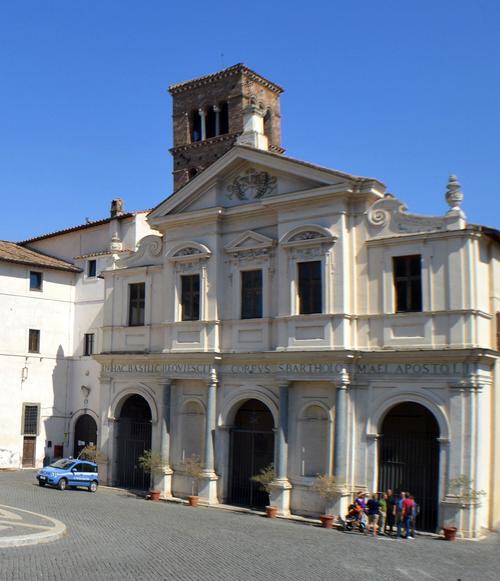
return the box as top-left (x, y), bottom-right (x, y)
top-left (110, 232), bottom-right (122, 252)
top-left (445, 175), bottom-right (464, 215)
top-left (110, 198), bottom-right (124, 218)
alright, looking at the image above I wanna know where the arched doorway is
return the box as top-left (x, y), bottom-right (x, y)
top-left (116, 394), bottom-right (152, 490)
top-left (73, 414), bottom-right (98, 458)
top-left (378, 402), bottom-right (440, 532)
top-left (229, 399), bottom-right (275, 508)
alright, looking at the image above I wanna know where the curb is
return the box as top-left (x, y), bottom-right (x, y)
top-left (0, 505), bottom-right (66, 548)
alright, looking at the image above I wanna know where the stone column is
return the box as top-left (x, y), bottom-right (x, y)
top-left (158, 381), bottom-right (174, 499)
top-left (198, 108), bottom-right (207, 141)
top-left (333, 369), bottom-right (349, 485)
top-left (213, 105), bottom-right (221, 136)
top-left (270, 382), bottom-right (292, 516)
top-left (331, 368), bottom-right (351, 516)
top-left (198, 368), bottom-right (218, 504)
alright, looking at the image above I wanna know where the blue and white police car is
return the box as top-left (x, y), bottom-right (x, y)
top-left (36, 458), bottom-right (99, 492)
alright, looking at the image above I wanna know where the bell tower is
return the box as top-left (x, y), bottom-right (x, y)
top-left (168, 64), bottom-right (284, 191)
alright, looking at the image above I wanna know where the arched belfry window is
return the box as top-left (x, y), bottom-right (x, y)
top-left (299, 404), bottom-right (329, 476)
top-left (190, 101), bottom-right (229, 143)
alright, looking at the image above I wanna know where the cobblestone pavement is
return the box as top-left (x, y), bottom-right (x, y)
top-left (0, 470), bottom-right (498, 581)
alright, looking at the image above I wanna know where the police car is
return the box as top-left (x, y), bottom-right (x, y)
top-left (36, 458), bottom-right (99, 492)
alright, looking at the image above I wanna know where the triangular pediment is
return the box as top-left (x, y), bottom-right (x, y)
top-left (149, 146), bottom-right (362, 222)
top-left (224, 230), bottom-right (275, 253)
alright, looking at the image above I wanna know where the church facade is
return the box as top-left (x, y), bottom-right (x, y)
top-left (1, 64), bottom-right (498, 539)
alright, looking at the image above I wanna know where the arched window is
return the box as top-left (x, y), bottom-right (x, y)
top-left (299, 405), bottom-right (329, 477)
top-left (180, 401), bottom-right (205, 462)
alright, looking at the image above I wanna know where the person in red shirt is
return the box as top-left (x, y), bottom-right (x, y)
top-left (402, 494), bottom-right (415, 539)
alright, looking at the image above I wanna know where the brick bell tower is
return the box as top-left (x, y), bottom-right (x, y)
top-left (168, 63), bottom-right (284, 191)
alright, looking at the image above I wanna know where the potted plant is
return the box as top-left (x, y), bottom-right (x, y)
top-left (443, 475), bottom-right (486, 540)
top-left (313, 474), bottom-right (337, 528)
top-left (138, 450), bottom-right (166, 501)
top-left (181, 454), bottom-right (203, 507)
top-left (78, 444), bottom-right (107, 464)
top-left (251, 463), bottom-right (277, 518)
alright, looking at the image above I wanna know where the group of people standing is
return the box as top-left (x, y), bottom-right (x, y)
top-left (355, 490), bottom-right (419, 539)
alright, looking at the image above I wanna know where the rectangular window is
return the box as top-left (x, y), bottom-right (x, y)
top-left (241, 270), bottom-right (263, 319)
top-left (28, 329), bottom-right (40, 353)
top-left (298, 261), bottom-right (322, 314)
top-left (393, 255), bottom-right (423, 312)
top-left (29, 271), bottom-right (42, 291)
top-left (22, 404), bottom-right (39, 435)
top-left (84, 333), bottom-right (95, 356)
top-left (128, 283), bottom-right (145, 326)
top-left (181, 274), bottom-right (200, 321)
top-left (87, 259), bottom-right (97, 278)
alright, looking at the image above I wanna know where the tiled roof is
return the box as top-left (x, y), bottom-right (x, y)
top-left (168, 63), bottom-right (284, 95)
top-left (18, 210), bottom-right (150, 245)
top-left (0, 241), bottom-right (81, 272)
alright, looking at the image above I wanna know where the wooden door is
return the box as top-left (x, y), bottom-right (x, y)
top-left (22, 436), bottom-right (36, 467)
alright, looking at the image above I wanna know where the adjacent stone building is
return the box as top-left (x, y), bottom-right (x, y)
top-left (1, 64), bottom-right (498, 539)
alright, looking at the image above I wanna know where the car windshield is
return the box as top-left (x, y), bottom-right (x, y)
top-left (49, 459), bottom-right (74, 469)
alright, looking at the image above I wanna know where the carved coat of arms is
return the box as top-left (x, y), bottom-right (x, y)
top-left (227, 168), bottom-right (277, 201)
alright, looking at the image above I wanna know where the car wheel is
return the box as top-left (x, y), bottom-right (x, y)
top-left (57, 478), bottom-right (67, 491)
top-left (38, 481), bottom-right (46, 487)
top-left (89, 481), bottom-right (98, 493)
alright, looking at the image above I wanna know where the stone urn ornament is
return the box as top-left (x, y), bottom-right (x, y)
top-left (445, 175), bottom-right (464, 216)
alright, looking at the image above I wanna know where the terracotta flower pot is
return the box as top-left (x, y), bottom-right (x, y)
top-left (443, 526), bottom-right (458, 541)
top-left (320, 514), bottom-right (334, 529)
top-left (149, 490), bottom-right (161, 501)
top-left (266, 506), bottom-right (278, 518)
top-left (188, 495), bottom-right (199, 507)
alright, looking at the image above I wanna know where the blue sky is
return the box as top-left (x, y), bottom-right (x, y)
top-left (1, 1), bottom-right (498, 241)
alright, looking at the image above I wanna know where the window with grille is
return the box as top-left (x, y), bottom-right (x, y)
top-left (181, 274), bottom-right (200, 321)
top-left (28, 329), bottom-right (40, 353)
top-left (128, 283), bottom-right (145, 326)
top-left (298, 261), bottom-right (322, 314)
top-left (241, 270), bottom-right (263, 319)
top-left (29, 271), bottom-right (42, 291)
top-left (393, 255), bottom-right (422, 312)
top-left (84, 333), bottom-right (95, 356)
top-left (22, 404), bottom-right (39, 435)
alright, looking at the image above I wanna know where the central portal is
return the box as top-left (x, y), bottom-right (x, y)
top-left (229, 399), bottom-right (275, 508)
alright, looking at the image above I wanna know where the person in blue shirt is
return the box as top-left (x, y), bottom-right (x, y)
top-left (366, 493), bottom-right (381, 536)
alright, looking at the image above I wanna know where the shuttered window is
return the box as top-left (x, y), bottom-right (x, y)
top-left (181, 274), bottom-right (200, 321)
top-left (393, 255), bottom-right (422, 312)
top-left (129, 283), bottom-right (145, 326)
top-left (28, 329), bottom-right (40, 353)
top-left (298, 261), bottom-right (322, 314)
top-left (241, 270), bottom-right (263, 319)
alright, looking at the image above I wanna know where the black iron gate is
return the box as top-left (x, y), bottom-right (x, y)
top-left (117, 418), bottom-right (151, 490)
top-left (229, 429), bottom-right (274, 508)
top-left (378, 432), bottom-right (439, 532)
